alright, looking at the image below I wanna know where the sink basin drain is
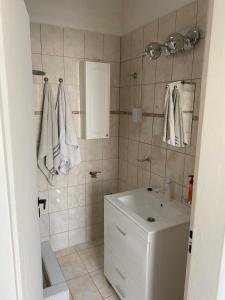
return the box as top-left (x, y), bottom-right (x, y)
top-left (147, 217), bottom-right (155, 223)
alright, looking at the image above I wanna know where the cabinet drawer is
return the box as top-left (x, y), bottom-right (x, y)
top-left (104, 248), bottom-right (145, 300)
top-left (104, 200), bottom-right (148, 285)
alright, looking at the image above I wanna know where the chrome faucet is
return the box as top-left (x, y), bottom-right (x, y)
top-left (137, 156), bottom-right (151, 163)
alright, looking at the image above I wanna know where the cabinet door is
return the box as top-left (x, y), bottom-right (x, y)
top-left (85, 61), bottom-right (110, 139)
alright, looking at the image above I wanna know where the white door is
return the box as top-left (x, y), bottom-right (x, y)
top-left (184, 0), bottom-right (225, 299)
top-left (0, 0), bottom-right (43, 300)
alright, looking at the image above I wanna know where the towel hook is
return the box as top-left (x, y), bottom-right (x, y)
top-left (59, 78), bottom-right (63, 83)
top-left (44, 77), bottom-right (48, 82)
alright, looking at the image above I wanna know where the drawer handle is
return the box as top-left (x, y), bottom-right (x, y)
top-left (115, 267), bottom-right (126, 280)
top-left (115, 285), bottom-right (126, 298)
top-left (115, 225), bottom-right (127, 236)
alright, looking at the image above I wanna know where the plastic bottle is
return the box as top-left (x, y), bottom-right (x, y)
top-left (188, 175), bottom-right (194, 204)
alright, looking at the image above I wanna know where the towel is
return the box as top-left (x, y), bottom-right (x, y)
top-left (163, 81), bottom-right (195, 147)
top-left (37, 81), bottom-right (60, 185)
top-left (56, 82), bottom-right (81, 174)
top-left (163, 83), bottom-right (175, 146)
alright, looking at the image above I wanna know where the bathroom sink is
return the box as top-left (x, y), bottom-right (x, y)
top-left (107, 188), bottom-right (190, 235)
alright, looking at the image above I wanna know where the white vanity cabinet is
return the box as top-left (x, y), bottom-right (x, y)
top-left (104, 189), bottom-right (189, 300)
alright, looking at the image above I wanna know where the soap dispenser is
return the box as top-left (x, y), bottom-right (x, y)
top-left (188, 175), bottom-right (194, 204)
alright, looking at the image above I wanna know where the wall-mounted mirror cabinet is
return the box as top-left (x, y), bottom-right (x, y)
top-left (80, 61), bottom-right (110, 139)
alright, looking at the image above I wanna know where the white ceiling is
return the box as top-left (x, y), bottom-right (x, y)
top-left (24, 0), bottom-right (194, 35)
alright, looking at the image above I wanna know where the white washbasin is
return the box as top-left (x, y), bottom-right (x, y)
top-left (107, 188), bottom-right (190, 235)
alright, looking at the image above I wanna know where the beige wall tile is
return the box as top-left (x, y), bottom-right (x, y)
top-left (166, 150), bottom-right (185, 184)
top-left (128, 140), bottom-right (139, 164)
top-left (152, 117), bottom-right (166, 148)
top-left (103, 137), bottom-right (118, 159)
top-left (32, 54), bottom-right (43, 83)
top-left (110, 62), bottom-right (120, 87)
top-left (197, 0), bottom-right (209, 38)
top-left (139, 116), bottom-right (153, 144)
top-left (69, 207), bottom-right (86, 230)
top-left (143, 56), bottom-right (156, 84)
top-left (142, 84), bottom-right (155, 113)
top-left (192, 38), bottom-right (205, 79)
top-left (50, 210), bottom-right (68, 234)
top-left (130, 57), bottom-right (142, 85)
top-left (127, 163), bottom-right (138, 188)
top-left (69, 228), bottom-right (86, 246)
top-left (156, 55), bottom-right (173, 82)
top-left (64, 28), bottom-right (84, 58)
top-left (102, 159), bottom-right (118, 180)
top-left (85, 140), bottom-right (103, 161)
top-left (64, 57), bottom-right (80, 85)
top-left (68, 185), bottom-right (85, 208)
top-left (154, 83), bottom-right (166, 114)
top-left (138, 168), bottom-right (151, 188)
top-left (103, 34), bottom-right (120, 62)
top-left (120, 60), bottom-right (131, 87)
top-left (121, 32), bottom-right (132, 62)
top-left (30, 23), bottom-right (41, 54)
top-left (151, 146), bottom-right (166, 176)
top-left (138, 142), bottom-right (151, 171)
top-left (175, 2), bottom-right (197, 32)
top-left (40, 214), bottom-right (50, 238)
top-left (50, 232), bottom-right (68, 251)
top-left (150, 173), bottom-right (165, 189)
top-left (119, 138), bottom-right (128, 160)
top-left (130, 85), bottom-right (141, 108)
top-left (102, 179), bottom-right (118, 196)
top-left (86, 203), bottom-right (104, 226)
top-left (119, 115), bottom-right (129, 138)
top-left (119, 87), bottom-right (130, 111)
top-left (67, 162), bottom-right (86, 186)
top-left (41, 24), bottom-right (63, 56)
top-left (128, 116), bottom-right (141, 141)
top-left (33, 83), bottom-right (43, 111)
top-left (49, 188), bottom-right (68, 212)
top-left (86, 223), bottom-right (103, 242)
top-left (172, 50), bottom-right (194, 81)
top-left (85, 181), bottom-right (103, 205)
top-left (110, 114), bottom-right (119, 137)
top-left (86, 160), bottom-right (103, 183)
top-left (85, 31), bottom-right (103, 60)
top-left (131, 27), bottom-right (144, 58)
top-left (119, 160), bottom-right (128, 181)
top-left (158, 12), bottom-right (176, 42)
top-left (183, 155), bottom-right (195, 187)
top-left (110, 88), bottom-right (119, 111)
top-left (42, 55), bottom-right (64, 83)
top-left (143, 19), bottom-right (159, 46)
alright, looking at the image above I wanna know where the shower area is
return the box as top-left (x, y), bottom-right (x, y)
top-left (29, 0), bottom-right (208, 298)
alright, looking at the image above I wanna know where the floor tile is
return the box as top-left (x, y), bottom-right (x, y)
top-left (67, 274), bottom-right (102, 300)
top-left (58, 252), bottom-right (88, 280)
top-left (74, 239), bottom-right (103, 254)
top-left (90, 268), bottom-right (114, 298)
top-left (55, 246), bottom-right (76, 258)
top-left (79, 246), bottom-right (104, 272)
top-left (104, 294), bottom-right (120, 300)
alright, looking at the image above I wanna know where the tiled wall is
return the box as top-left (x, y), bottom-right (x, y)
top-left (31, 24), bottom-right (120, 250)
top-left (118, 0), bottom-right (208, 201)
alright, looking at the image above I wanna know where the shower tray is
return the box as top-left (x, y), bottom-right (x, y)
top-left (42, 241), bottom-right (69, 300)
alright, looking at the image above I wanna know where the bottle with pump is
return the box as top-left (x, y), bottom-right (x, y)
top-left (188, 175), bottom-right (194, 204)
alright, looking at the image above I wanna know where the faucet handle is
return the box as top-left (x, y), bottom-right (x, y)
top-left (89, 171), bottom-right (101, 178)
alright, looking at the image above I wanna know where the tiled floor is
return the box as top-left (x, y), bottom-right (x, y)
top-left (56, 240), bottom-right (119, 300)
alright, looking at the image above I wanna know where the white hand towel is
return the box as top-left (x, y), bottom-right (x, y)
top-left (56, 82), bottom-right (81, 174)
top-left (163, 84), bottom-right (175, 146)
top-left (163, 81), bottom-right (195, 148)
top-left (37, 82), bottom-right (60, 185)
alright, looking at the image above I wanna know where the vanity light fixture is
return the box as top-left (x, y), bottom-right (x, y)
top-left (144, 27), bottom-right (200, 60)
